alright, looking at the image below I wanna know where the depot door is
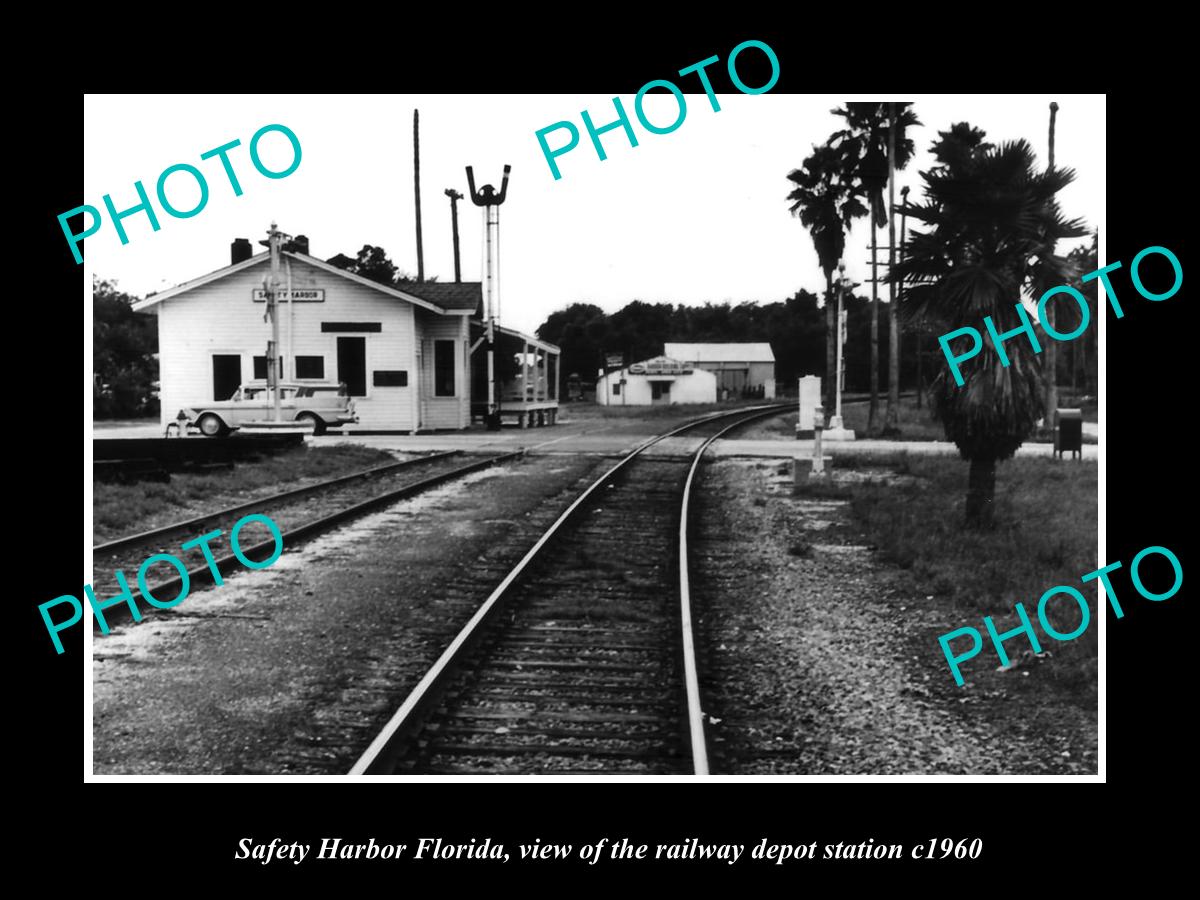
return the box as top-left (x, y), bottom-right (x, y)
top-left (337, 337), bottom-right (367, 397)
top-left (651, 381), bottom-right (671, 405)
top-left (212, 354), bottom-right (241, 400)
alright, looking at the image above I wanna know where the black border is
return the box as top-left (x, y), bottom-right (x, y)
top-left (26, 23), bottom-right (1192, 885)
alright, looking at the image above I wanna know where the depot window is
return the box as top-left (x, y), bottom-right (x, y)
top-left (295, 356), bottom-right (324, 379)
top-left (252, 356), bottom-right (282, 379)
top-left (434, 340), bottom-right (456, 397)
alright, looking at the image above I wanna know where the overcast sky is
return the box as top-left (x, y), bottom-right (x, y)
top-left (84, 94), bottom-right (1104, 335)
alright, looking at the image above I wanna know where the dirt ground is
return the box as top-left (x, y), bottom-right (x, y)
top-left (693, 458), bottom-right (1097, 775)
top-left (92, 453), bottom-right (611, 774)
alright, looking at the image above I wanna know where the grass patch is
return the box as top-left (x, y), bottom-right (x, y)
top-left (93, 443), bottom-right (398, 541)
top-left (798, 453), bottom-right (1098, 685)
top-left (840, 397), bottom-right (946, 441)
top-left (740, 396), bottom-right (946, 441)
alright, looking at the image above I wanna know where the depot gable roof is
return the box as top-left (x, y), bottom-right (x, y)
top-left (131, 251), bottom-right (482, 316)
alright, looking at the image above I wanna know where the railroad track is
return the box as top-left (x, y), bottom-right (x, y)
top-left (94, 450), bottom-right (461, 558)
top-left (92, 449), bottom-right (524, 629)
top-left (350, 403), bottom-right (791, 775)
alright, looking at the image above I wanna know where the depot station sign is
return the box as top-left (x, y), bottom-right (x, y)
top-left (252, 288), bottom-right (325, 302)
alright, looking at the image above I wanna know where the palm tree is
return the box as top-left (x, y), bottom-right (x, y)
top-left (787, 144), bottom-right (867, 415)
top-left (829, 102), bottom-right (921, 434)
top-left (892, 124), bottom-right (1086, 527)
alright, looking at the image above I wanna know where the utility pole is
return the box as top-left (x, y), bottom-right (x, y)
top-left (869, 222), bottom-right (879, 434)
top-left (885, 102), bottom-right (900, 433)
top-left (266, 222), bottom-right (283, 423)
top-left (1044, 101), bottom-right (1060, 427)
top-left (900, 186), bottom-right (919, 409)
top-left (445, 188), bottom-right (463, 282)
top-left (414, 110), bottom-right (425, 282)
top-left (467, 164), bottom-right (512, 431)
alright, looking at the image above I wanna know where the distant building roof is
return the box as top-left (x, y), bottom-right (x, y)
top-left (396, 280), bottom-right (481, 312)
top-left (664, 342), bottom-right (776, 363)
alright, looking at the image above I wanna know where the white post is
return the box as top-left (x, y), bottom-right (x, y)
top-left (831, 264), bottom-right (846, 430)
top-left (812, 405), bottom-right (825, 476)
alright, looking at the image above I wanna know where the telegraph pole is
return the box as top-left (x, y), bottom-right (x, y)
top-left (445, 188), bottom-right (463, 282)
top-left (1044, 101), bottom-right (1060, 428)
top-left (266, 222), bottom-right (283, 423)
top-left (900, 186), bottom-right (919, 408)
top-left (885, 102), bottom-right (900, 433)
top-left (467, 164), bottom-right (512, 431)
top-left (869, 223), bottom-right (879, 434)
top-left (414, 110), bottom-right (425, 282)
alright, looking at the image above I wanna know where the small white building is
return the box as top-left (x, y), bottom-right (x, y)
top-left (134, 240), bottom-right (481, 432)
top-left (595, 356), bottom-right (717, 406)
top-left (663, 342), bottom-right (776, 399)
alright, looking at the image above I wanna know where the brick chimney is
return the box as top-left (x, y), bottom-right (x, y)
top-left (231, 237), bottom-right (253, 264)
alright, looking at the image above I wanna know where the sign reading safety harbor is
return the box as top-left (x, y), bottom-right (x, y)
top-left (252, 288), bottom-right (325, 302)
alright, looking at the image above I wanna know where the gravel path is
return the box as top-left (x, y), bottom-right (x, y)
top-left (92, 454), bottom-right (609, 774)
top-left (693, 458), bottom-right (1096, 775)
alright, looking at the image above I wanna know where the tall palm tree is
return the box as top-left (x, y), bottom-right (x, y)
top-left (893, 124), bottom-right (1087, 527)
top-left (829, 102), bottom-right (921, 434)
top-left (787, 144), bottom-right (867, 415)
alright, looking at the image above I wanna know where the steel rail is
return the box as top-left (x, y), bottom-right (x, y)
top-left (93, 450), bottom-right (524, 631)
top-left (350, 403), bottom-right (791, 775)
top-left (94, 450), bottom-right (461, 557)
top-left (677, 403), bottom-right (791, 774)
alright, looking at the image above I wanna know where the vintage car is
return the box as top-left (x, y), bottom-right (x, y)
top-left (178, 382), bottom-right (358, 436)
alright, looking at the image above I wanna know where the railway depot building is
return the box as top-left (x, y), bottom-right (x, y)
top-left (135, 238), bottom-right (554, 432)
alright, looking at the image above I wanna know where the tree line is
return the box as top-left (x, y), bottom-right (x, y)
top-left (536, 293), bottom-right (906, 392)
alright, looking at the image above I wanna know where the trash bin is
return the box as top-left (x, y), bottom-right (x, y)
top-left (1055, 408), bottom-right (1082, 460)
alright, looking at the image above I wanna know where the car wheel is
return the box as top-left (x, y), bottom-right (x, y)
top-left (197, 413), bottom-right (227, 437)
top-left (296, 412), bottom-right (326, 436)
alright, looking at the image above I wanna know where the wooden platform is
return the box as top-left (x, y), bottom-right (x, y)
top-left (471, 401), bottom-right (560, 428)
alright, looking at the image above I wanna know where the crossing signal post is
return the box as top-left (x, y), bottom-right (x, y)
top-left (467, 164), bottom-right (511, 431)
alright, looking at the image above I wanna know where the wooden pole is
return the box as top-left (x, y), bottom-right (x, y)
top-left (1044, 101), bottom-right (1059, 422)
top-left (414, 110), bottom-right (425, 282)
top-left (445, 189), bottom-right (463, 282)
top-left (885, 102), bottom-right (900, 432)
top-left (901, 186), bottom-right (918, 409)
top-left (869, 222), bottom-right (879, 434)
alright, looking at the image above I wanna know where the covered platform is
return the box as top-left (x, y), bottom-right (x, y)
top-left (469, 322), bottom-right (561, 428)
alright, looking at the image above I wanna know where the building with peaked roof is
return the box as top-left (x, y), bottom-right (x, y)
top-left (134, 238), bottom-right (501, 432)
top-left (595, 356), bottom-right (717, 406)
top-left (662, 342), bottom-right (776, 399)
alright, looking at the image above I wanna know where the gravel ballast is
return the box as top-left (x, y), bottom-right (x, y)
top-left (693, 458), bottom-right (1097, 775)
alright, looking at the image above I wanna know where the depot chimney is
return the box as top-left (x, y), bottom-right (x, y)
top-left (231, 237), bottom-right (253, 264)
